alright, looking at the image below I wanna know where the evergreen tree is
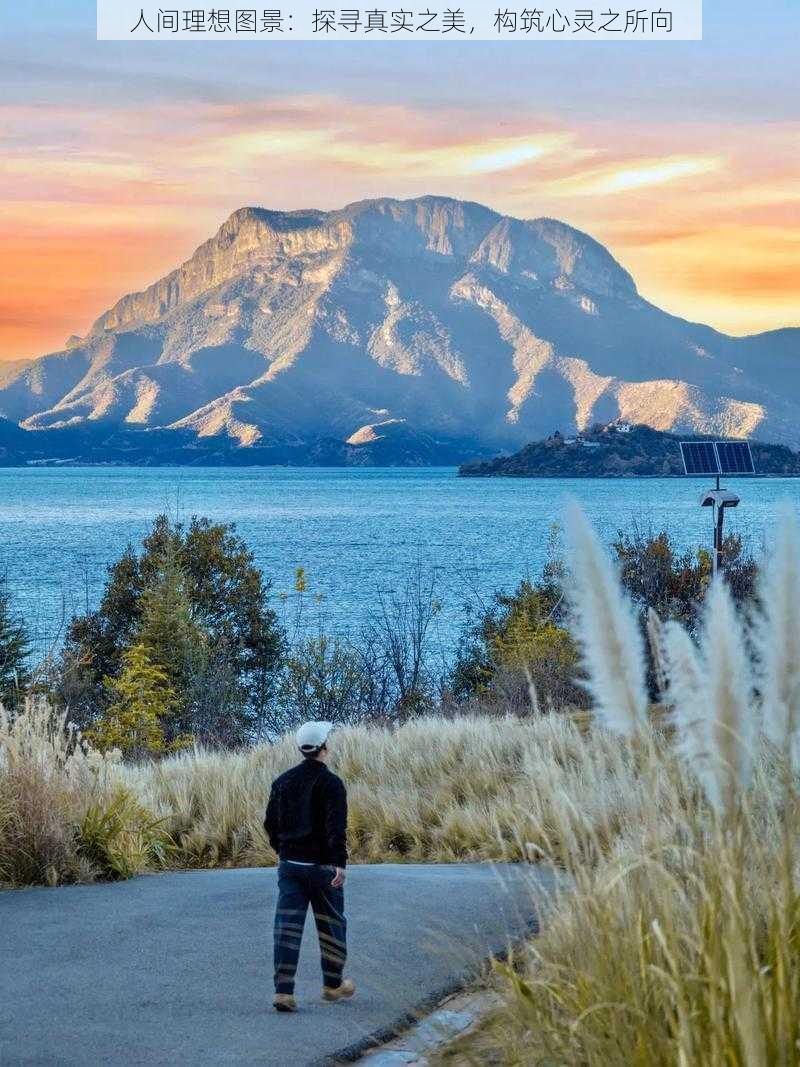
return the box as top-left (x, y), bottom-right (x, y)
top-left (0, 578), bottom-right (30, 708)
top-left (136, 548), bottom-right (208, 741)
top-left (86, 642), bottom-right (179, 755)
top-left (137, 549), bottom-right (203, 690)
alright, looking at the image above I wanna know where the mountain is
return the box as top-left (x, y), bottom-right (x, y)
top-left (0, 359), bottom-right (33, 389)
top-left (459, 423), bottom-right (800, 478)
top-left (1, 196), bottom-right (798, 466)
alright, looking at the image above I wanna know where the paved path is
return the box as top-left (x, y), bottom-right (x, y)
top-left (0, 863), bottom-right (559, 1066)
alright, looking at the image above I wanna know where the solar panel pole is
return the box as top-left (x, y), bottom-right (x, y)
top-left (713, 473), bottom-right (721, 576)
top-left (713, 499), bottom-right (722, 577)
top-left (699, 490), bottom-right (740, 577)
top-left (681, 441), bottom-right (748, 578)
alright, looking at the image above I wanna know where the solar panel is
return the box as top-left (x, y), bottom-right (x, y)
top-left (715, 441), bottom-right (755, 475)
top-left (680, 441), bottom-right (720, 476)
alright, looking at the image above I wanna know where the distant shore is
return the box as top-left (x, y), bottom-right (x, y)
top-left (459, 423), bottom-right (800, 479)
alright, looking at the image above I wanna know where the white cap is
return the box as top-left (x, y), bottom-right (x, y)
top-left (295, 721), bottom-right (333, 754)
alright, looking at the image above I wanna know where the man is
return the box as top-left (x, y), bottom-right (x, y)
top-left (264, 720), bottom-right (355, 1013)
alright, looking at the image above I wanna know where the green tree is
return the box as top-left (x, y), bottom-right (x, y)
top-left (138, 549), bottom-right (203, 688)
top-left (453, 525), bottom-right (758, 712)
top-left (135, 546), bottom-right (209, 742)
top-left (451, 523), bottom-right (582, 711)
top-left (85, 643), bottom-right (180, 756)
top-left (452, 577), bottom-right (586, 712)
top-left (0, 578), bottom-right (30, 708)
top-left (59, 514), bottom-right (283, 745)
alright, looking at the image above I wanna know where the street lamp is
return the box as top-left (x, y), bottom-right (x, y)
top-left (699, 489), bottom-right (740, 577)
top-left (679, 440), bottom-right (755, 577)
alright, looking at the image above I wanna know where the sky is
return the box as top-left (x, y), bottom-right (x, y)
top-left (1, 0), bottom-right (798, 362)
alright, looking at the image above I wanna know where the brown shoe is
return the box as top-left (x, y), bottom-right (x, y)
top-left (273, 993), bottom-right (298, 1012)
top-left (322, 978), bottom-right (355, 1002)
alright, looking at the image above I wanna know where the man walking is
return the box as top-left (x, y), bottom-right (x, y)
top-left (265, 720), bottom-right (354, 1013)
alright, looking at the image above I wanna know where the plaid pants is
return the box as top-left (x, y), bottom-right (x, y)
top-left (273, 861), bottom-right (347, 994)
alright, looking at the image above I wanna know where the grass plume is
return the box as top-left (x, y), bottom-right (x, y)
top-left (438, 507), bottom-right (800, 1067)
top-left (757, 506), bottom-right (800, 766)
top-left (565, 502), bottom-right (648, 737)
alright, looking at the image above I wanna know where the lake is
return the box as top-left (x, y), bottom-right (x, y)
top-left (2, 467), bottom-right (799, 660)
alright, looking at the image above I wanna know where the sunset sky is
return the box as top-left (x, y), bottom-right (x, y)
top-left (1, 0), bottom-right (798, 362)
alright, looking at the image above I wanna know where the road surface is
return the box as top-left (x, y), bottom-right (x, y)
top-left (0, 863), bottom-right (560, 1066)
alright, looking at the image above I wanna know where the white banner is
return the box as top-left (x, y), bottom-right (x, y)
top-left (97, 2), bottom-right (703, 41)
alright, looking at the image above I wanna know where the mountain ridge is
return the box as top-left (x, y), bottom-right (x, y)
top-left (1, 195), bottom-right (797, 466)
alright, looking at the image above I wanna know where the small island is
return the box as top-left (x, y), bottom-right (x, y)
top-left (459, 423), bottom-right (800, 478)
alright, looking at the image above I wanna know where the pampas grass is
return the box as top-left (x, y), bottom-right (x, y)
top-left (3, 700), bottom-right (660, 879)
top-left (118, 714), bottom-right (655, 869)
top-left (663, 581), bottom-right (756, 819)
top-left (662, 617), bottom-right (712, 785)
top-left (0, 701), bottom-right (172, 885)
top-left (438, 505), bottom-right (800, 1067)
top-left (565, 502), bottom-right (649, 737)
top-left (757, 506), bottom-right (800, 767)
top-left (700, 578), bottom-right (757, 816)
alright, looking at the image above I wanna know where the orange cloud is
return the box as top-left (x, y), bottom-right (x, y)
top-left (544, 154), bottom-right (723, 196)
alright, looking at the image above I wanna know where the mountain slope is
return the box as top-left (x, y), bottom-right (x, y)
top-left (1, 196), bottom-right (797, 464)
top-left (0, 359), bottom-right (33, 389)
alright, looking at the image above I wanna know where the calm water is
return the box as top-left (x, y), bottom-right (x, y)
top-left (2, 467), bottom-right (798, 659)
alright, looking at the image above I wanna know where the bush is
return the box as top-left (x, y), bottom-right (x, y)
top-left (0, 701), bottom-right (85, 886)
top-left (275, 633), bottom-right (380, 729)
top-left (452, 578), bottom-right (586, 713)
top-left (452, 524), bottom-right (585, 711)
top-left (0, 762), bottom-right (77, 887)
top-left (612, 525), bottom-right (757, 632)
top-left (79, 788), bottom-right (173, 880)
top-left (272, 562), bottom-right (445, 732)
top-left (452, 526), bottom-right (759, 711)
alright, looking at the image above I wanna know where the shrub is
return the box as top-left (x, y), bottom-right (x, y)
top-left (78, 788), bottom-right (173, 880)
top-left (275, 633), bottom-right (379, 729)
top-left (272, 562), bottom-right (445, 732)
top-left (452, 525), bottom-right (759, 711)
top-left (612, 525), bottom-right (757, 632)
top-left (0, 701), bottom-right (85, 886)
top-left (452, 577), bottom-right (586, 712)
top-left (364, 565), bottom-right (443, 716)
top-left (0, 700), bottom-right (165, 887)
top-left (0, 762), bottom-right (77, 887)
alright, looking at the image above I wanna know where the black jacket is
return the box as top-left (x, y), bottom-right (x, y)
top-left (264, 760), bottom-right (348, 868)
